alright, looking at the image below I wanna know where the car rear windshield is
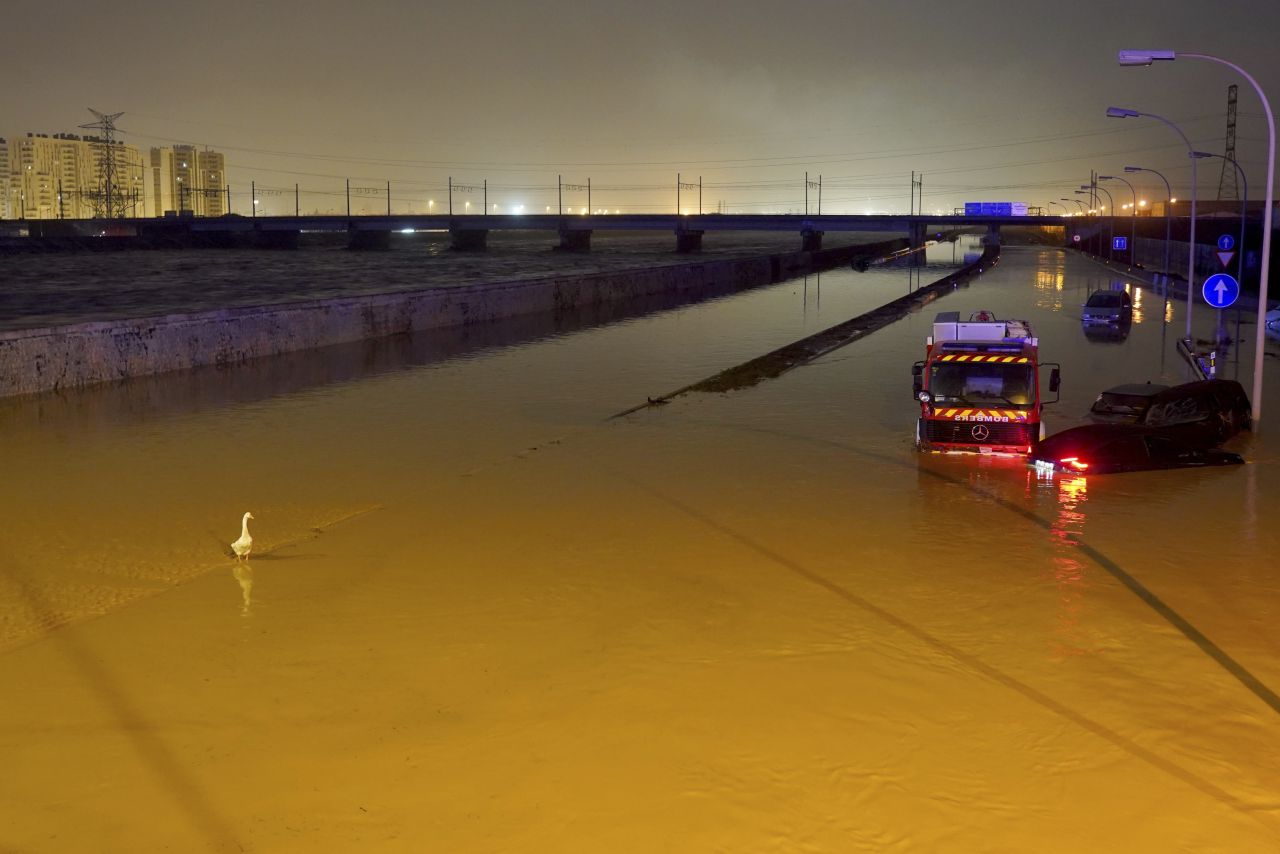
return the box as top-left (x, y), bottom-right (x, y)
top-left (1086, 292), bottom-right (1125, 307)
top-left (1091, 393), bottom-right (1152, 417)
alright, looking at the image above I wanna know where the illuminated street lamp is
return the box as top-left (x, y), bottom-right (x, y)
top-left (1100, 175), bottom-right (1138, 265)
top-left (1048, 200), bottom-right (1069, 215)
top-left (1062, 197), bottom-right (1086, 214)
top-left (1119, 49), bottom-right (1274, 423)
top-left (1107, 106), bottom-right (1198, 340)
top-left (1124, 166), bottom-right (1174, 284)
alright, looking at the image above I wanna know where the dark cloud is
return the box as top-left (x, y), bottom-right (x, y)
top-left (7, 0), bottom-right (1277, 213)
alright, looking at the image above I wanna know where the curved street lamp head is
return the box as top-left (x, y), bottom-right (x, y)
top-left (1118, 49), bottom-right (1176, 66)
top-left (1099, 175), bottom-right (1116, 180)
top-left (1123, 166), bottom-right (1143, 172)
top-left (1106, 107), bottom-right (1141, 118)
top-left (1190, 150), bottom-right (1215, 159)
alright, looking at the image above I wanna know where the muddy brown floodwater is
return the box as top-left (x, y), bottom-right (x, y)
top-left (2, 243), bottom-right (1279, 852)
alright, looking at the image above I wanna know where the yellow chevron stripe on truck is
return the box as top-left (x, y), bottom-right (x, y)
top-left (937, 354), bottom-right (1030, 363)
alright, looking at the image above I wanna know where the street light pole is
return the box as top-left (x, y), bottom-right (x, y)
top-left (1062, 197), bottom-right (1086, 214)
top-left (1082, 185), bottom-right (1115, 261)
top-left (1193, 151), bottom-right (1249, 349)
top-left (1048, 200), bottom-right (1068, 215)
top-left (1100, 175), bottom-right (1138, 266)
top-left (1107, 106), bottom-right (1198, 340)
top-left (1125, 165), bottom-right (1173, 282)
top-left (1191, 151), bottom-right (1248, 287)
top-left (1119, 49), bottom-right (1274, 424)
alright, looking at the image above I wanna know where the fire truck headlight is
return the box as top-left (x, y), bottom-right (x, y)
top-left (917, 391), bottom-right (932, 404)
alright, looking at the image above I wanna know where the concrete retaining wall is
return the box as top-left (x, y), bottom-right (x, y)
top-left (0, 241), bottom-right (893, 399)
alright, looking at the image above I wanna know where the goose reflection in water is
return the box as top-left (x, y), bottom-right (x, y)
top-left (232, 563), bottom-right (253, 617)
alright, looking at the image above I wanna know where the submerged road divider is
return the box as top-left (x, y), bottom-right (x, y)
top-left (611, 244), bottom-right (1001, 418)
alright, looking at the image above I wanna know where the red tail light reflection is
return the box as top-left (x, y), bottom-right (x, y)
top-left (1059, 457), bottom-right (1090, 471)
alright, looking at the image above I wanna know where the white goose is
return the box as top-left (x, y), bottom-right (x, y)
top-left (231, 512), bottom-right (255, 561)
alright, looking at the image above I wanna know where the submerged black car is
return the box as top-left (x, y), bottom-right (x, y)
top-left (1032, 424), bottom-right (1244, 475)
top-left (1081, 289), bottom-right (1133, 324)
top-left (1087, 379), bottom-right (1251, 445)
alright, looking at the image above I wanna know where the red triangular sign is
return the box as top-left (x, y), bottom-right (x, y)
top-left (1217, 250), bottom-right (1235, 268)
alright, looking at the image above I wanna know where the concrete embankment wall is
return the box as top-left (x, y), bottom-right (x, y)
top-left (0, 240), bottom-right (900, 399)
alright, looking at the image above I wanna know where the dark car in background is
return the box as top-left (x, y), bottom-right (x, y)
top-left (1087, 379), bottom-right (1251, 445)
top-left (1032, 424), bottom-right (1244, 475)
top-left (1081, 289), bottom-right (1133, 324)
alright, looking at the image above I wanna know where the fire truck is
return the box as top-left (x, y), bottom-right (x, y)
top-left (912, 311), bottom-right (1060, 455)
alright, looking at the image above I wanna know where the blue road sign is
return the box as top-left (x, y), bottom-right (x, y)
top-left (1113, 236), bottom-right (1128, 250)
top-left (1202, 272), bottom-right (1240, 308)
top-left (1218, 234), bottom-right (1235, 251)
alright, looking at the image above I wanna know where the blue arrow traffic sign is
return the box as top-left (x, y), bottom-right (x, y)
top-left (1217, 234), bottom-right (1235, 251)
top-left (1113, 236), bottom-right (1128, 251)
top-left (1202, 272), bottom-right (1240, 308)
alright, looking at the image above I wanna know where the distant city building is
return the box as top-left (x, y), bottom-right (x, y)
top-left (1, 132), bottom-right (146, 219)
top-left (149, 145), bottom-right (226, 217)
top-left (0, 133), bottom-right (226, 219)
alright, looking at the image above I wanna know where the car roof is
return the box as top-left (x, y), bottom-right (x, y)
top-left (1098, 383), bottom-right (1169, 397)
top-left (1038, 422), bottom-right (1220, 458)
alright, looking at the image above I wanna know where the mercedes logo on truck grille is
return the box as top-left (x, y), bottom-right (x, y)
top-left (971, 424), bottom-right (991, 441)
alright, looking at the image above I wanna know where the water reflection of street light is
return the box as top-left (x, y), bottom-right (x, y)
top-left (1120, 49), bottom-right (1274, 424)
top-left (1107, 106), bottom-right (1199, 342)
top-left (1124, 165), bottom-right (1173, 282)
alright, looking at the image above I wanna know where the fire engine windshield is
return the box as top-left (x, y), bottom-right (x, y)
top-left (929, 361), bottom-right (1035, 407)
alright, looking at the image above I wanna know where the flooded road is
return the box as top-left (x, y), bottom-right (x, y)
top-left (2, 243), bottom-right (1279, 852)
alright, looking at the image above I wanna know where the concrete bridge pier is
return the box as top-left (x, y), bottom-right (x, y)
top-left (801, 228), bottom-right (824, 252)
top-left (675, 229), bottom-right (704, 253)
top-left (449, 228), bottom-right (489, 251)
top-left (984, 223), bottom-right (1002, 246)
top-left (908, 222), bottom-right (928, 252)
top-left (348, 229), bottom-right (391, 251)
top-left (556, 228), bottom-right (592, 252)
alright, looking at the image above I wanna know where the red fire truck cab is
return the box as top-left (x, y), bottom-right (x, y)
top-left (912, 311), bottom-right (1061, 455)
